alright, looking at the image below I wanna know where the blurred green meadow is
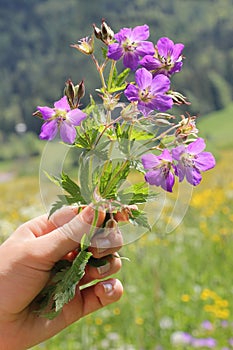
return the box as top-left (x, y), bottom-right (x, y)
top-left (1, 104), bottom-right (233, 349)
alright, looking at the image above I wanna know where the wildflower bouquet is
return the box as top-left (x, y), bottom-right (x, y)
top-left (34, 20), bottom-right (215, 318)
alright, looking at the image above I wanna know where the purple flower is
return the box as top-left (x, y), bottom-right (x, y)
top-left (124, 68), bottom-right (173, 116)
top-left (172, 138), bottom-right (216, 186)
top-left (201, 320), bottom-right (214, 330)
top-left (142, 149), bottom-right (175, 192)
top-left (38, 96), bottom-right (87, 143)
top-left (107, 24), bottom-right (155, 70)
top-left (191, 337), bottom-right (216, 348)
top-left (140, 37), bottom-right (184, 77)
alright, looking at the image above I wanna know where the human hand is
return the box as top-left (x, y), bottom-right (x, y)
top-left (0, 206), bottom-right (123, 350)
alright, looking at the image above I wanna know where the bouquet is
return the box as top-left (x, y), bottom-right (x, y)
top-left (33, 20), bottom-right (215, 318)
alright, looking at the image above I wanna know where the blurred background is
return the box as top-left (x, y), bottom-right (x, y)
top-left (0, 0), bottom-right (233, 349)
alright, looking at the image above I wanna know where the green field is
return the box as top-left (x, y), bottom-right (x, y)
top-left (1, 103), bottom-right (233, 349)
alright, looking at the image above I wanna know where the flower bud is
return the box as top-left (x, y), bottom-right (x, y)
top-left (76, 80), bottom-right (85, 101)
top-left (93, 20), bottom-right (114, 45)
top-left (93, 23), bottom-right (102, 39)
top-left (101, 20), bottom-right (114, 42)
top-left (64, 79), bottom-right (75, 102)
top-left (154, 119), bottom-right (174, 127)
top-left (169, 90), bottom-right (191, 105)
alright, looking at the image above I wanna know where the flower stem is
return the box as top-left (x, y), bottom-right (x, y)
top-left (107, 60), bottom-right (116, 92)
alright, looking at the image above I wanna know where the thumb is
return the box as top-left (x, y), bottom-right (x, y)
top-left (35, 206), bottom-right (105, 263)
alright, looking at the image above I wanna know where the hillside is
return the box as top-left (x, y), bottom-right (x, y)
top-left (198, 102), bottom-right (233, 152)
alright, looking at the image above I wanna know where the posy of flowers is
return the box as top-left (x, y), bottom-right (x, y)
top-left (33, 21), bottom-right (215, 318)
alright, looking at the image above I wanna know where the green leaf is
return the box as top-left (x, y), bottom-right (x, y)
top-left (118, 182), bottom-right (158, 205)
top-left (37, 249), bottom-right (92, 319)
top-left (98, 160), bottom-right (130, 199)
top-left (129, 208), bottom-right (151, 231)
top-left (59, 173), bottom-right (80, 196)
top-left (107, 67), bottom-right (130, 93)
top-left (54, 249), bottom-right (92, 313)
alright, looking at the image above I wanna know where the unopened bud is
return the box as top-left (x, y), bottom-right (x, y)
top-left (169, 90), bottom-right (191, 105)
top-left (154, 119), bottom-right (174, 127)
top-left (93, 24), bottom-right (102, 39)
top-left (76, 80), bottom-right (85, 101)
top-left (101, 20), bottom-right (114, 42)
top-left (93, 20), bottom-right (114, 45)
top-left (64, 79), bottom-right (75, 102)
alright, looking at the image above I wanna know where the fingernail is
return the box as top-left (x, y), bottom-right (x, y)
top-left (103, 282), bottom-right (113, 294)
top-left (96, 238), bottom-right (111, 253)
top-left (81, 206), bottom-right (94, 225)
top-left (97, 262), bottom-right (110, 275)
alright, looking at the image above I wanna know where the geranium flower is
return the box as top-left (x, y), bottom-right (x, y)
top-left (142, 149), bottom-right (175, 192)
top-left (140, 37), bottom-right (184, 76)
top-left (172, 138), bottom-right (215, 186)
top-left (124, 67), bottom-right (173, 116)
top-left (107, 24), bottom-right (155, 70)
top-left (38, 96), bottom-right (87, 143)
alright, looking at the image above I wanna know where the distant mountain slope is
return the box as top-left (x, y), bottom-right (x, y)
top-left (198, 102), bottom-right (233, 152)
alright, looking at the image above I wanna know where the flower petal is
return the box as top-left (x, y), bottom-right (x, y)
top-left (186, 166), bottom-right (202, 186)
top-left (172, 145), bottom-right (185, 161)
top-left (123, 52), bottom-right (139, 70)
top-left (114, 28), bottom-right (131, 43)
top-left (136, 41), bottom-right (155, 57)
top-left (107, 43), bottom-right (123, 60)
top-left (159, 149), bottom-right (173, 162)
top-left (194, 152), bottom-right (216, 171)
top-left (163, 171), bottom-right (175, 192)
top-left (60, 122), bottom-right (76, 144)
top-left (187, 138), bottom-right (206, 154)
top-left (145, 169), bottom-right (161, 185)
top-left (135, 68), bottom-right (152, 89)
top-left (141, 153), bottom-right (160, 169)
top-left (37, 106), bottom-right (55, 120)
top-left (39, 120), bottom-right (58, 141)
top-left (157, 37), bottom-right (174, 58)
top-left (131, 24), bottom-right (150, 41)
top-left (172, 43), bottom-right (184, 61)
top-left (152, 94), bottom-right (173, 112)
top-left (67, 109), bottom-right (87, 126)
top-left (124, 84), bottom-right (139, 102)
top-left (54, 96), bottom-right (70, 111)
top-left (140, 55), bottom-right (162, 70)
top-left (151, 74), bottom-right (170, 94)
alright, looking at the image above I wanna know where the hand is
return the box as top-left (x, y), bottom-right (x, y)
top-left (0, 206), bottom-right (123, 350)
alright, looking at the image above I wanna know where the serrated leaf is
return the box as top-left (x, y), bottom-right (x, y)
top-left (129, 209), bottom-right (151, 230)
top-left (98, 160), bottom-right (130, 199)
top-left (54, 249), bottom-right (92, 312)
top-left (118, 182), bottom-right (157, 205)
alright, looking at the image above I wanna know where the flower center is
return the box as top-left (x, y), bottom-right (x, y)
top-left (54, 109), bottom-right (67, 124)
top-left (123, 39), bottom-right (137, 52)
top-left (181, 153), bottom-right (195, 167)
top-left (139, 87), bottom-right (152, 103)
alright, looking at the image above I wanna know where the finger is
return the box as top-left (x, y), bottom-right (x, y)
top-left (30, 206), bottom-right (105, 263)
top-left (80, 253), bottom-right (122, 286)
top-left (61, 278), bottom-right (123, 325)
top-left (90, 225), bottom-right (123, 258)
top-left (27, 279), bottom-right (123, 347)
top-left (12, 206), bottom-right (80, 240)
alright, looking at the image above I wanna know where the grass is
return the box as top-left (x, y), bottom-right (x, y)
top-left (1, 102), bottom-right (233, 349)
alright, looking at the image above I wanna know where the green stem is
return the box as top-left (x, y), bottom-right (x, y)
top-left (101, 160), bottom-right (130, 198)
top-left (91, 54), bottom-right (107, 91)
top-left (107, 60), bottom-right (116, 92)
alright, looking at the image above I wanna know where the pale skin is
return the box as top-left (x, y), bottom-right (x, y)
top-left (0, 206), bottom-right (124, 350)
